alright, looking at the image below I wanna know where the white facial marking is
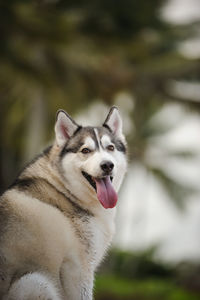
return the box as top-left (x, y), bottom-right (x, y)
top-left (94, 128), bottom-right (100, 148)
top-left (101, 135), bottom-right (112, 149)
top-left (81, 137), bottom-right (96, 151)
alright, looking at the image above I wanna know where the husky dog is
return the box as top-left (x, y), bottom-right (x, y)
top-left (0, 106), bottom-right (127, 300)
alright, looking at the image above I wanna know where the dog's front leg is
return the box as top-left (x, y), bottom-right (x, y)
top-left (60, 261), bottom-right (94, 300)
top-left (80, 277), bottom-right (94, 300)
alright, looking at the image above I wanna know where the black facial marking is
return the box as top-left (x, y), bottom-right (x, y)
top-left (113, 139), bottom-right (126, 153)
top-left (59, 126), bottom-right (83, 158)
top-left (96, 126), bottom-right (127, 153)
top-left (102, 123), bottom-right (112, 133)
top-left (59, 125), bottom-right (126, 160)
top-left (59, 126), bottom-right (99, 158)
top-left (60, 142), bottom-right (84, 157)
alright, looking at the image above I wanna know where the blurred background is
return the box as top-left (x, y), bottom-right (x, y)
top-left (1, 0), bottom-right (200, 299)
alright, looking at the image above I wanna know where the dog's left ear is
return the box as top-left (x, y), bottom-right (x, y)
top-left (103, 106), bottom-right (123, 137)
top-left (55, 110), bottom-right (79, 147)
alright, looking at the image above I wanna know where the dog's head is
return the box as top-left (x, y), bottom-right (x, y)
top-left (54, 107), bottom-right (127, 209)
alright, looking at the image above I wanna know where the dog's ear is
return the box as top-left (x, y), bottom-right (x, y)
top-left (103, 106), bottom-right (123, 137)
top-left (55, 110), bottom-right (79, 147)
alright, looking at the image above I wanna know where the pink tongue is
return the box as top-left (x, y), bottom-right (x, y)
top-left (94, 177), bottom-right (118, 209)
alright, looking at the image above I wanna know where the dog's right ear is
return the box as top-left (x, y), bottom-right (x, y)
top-left (55, 110), bottom-right (79, 147)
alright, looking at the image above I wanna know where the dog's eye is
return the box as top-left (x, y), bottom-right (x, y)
top-left (81, 148), bottom-right (91, 154)
top-left (107, 145), bottom-right (115, 151)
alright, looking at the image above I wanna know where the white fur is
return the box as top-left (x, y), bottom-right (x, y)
top-left (81, 137), bottom-right (96, 151)
top-left (101, 134), bottom-right (113, 149)
top-left (94, 128), bottom-right (101, 147)
top-left (5, 273), bottom-right (61, 300)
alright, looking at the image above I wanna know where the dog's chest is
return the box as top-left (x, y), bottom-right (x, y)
top-left (72, 212), bottom-right (115, 268)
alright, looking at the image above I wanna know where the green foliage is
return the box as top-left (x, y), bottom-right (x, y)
top-left (100, 248), bottom-right (173, 279)
top-left (96, 250), bottom-right (200, 299)
top-left (95, 275), bottom-right (200, 300)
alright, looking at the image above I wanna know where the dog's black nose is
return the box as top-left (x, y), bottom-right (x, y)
top-left (101, 161), bottom-right (114, 174)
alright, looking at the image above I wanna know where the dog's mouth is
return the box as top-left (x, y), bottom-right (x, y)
top-left (82, 171), bottom-right (117, 209)
top-left (82, 171), bottom-right (113, 191)
top-left (82, 171), bottom-right (97, 191)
